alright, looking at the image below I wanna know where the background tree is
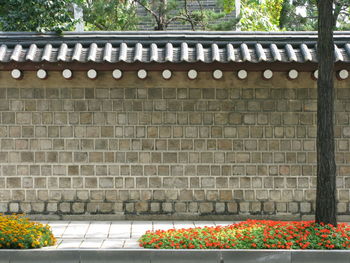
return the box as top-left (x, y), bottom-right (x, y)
top-left (238, 0), bottom-right (283, 31)
top-left (279, 0), bottom-right (350, 30)
top-left (0, 0), bottom-right (76, 32)
top-left (81, 0), bottom-right (138, 30)
top-left (315, 0), bottom-right (337, 226)
top-left (223, 0), bottom-right (349, 31)
top-left (135, 0), bottom-right (228, 30)
top-left (222, 0), bottom-right (284, 31)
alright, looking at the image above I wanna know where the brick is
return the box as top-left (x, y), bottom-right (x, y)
top-left (162, 202), bottom-right (173, 213)
top-left (135, 201), bottom-right (149, 212)
top-left (150, 202), bottom-right (161, 212)
top-left (227, 202), bottom-right (238, 213)
top-left (206, 190), bottom-right (218, 201)
top-left (9, 203), bottom-right (19, 213)
top-left (32, 202), bottom-right (45, 212)
top-left (99, 177), bottom-right (113, 188)
top-left (47, 202), bottom-right (58, 212)
top-left (263, 202), bottom-right (275, 213)
top-left (300, 202), bottom-right (311, 213)
top-left (199, 202), bottom-right (213, 213)
top-left (219, 190), bottom-right (232, 201)
top-left (59, 203), bottom-right (71, 213)
top-left (174, 202), bottom-right (186, 212)
top-left (179, 190), bottom-right (193, 201)
top-left (7, 178), bottom-right (21, 188)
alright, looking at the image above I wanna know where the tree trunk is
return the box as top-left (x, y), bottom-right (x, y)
top-left (159, 0), bottom-right (167, 30)
top-left (315, 0), bottom-right (337, 226)
top-left (278, 0), bottom-right (291, 29)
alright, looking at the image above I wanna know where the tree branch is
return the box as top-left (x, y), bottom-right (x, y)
top-left (134, 0), bottom-right (159, 21)
top-left (183, 0), bottom-right (195, 30)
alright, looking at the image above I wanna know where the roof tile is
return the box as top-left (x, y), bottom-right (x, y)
top-left (0, 32), bottom-right (349, 64)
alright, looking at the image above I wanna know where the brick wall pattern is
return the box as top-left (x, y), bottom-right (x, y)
top-left (0, 71), bottom-right (349, 220)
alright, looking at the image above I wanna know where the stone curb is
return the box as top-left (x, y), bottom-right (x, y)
top-left (1, 249), bottom-right (350, 263)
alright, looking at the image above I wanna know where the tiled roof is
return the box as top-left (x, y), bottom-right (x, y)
top-left (0, 31), bottom-right (350, 64)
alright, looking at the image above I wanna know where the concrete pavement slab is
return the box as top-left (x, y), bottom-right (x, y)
top-left (50, 226), bottom-right (68, 238)
top-left (124, 239), bottom-right (142, 249)
top-left (62, 222), bottom-right (90, 239)
top-left (80, 239), bottom-right (104, 249)
top-left (85, 222), bottom-right (111, 239)
top-left (108, 221), bottom-right (132, 239)
top-left (57, 240), bottom-right (83, 249)
top-left (131, 221), bottom-right (153, 238)
top-left (101, 240), bottom-right (125, 249)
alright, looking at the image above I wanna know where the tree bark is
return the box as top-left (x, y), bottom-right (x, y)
top-left (315, 0), bottom-right (337, 226)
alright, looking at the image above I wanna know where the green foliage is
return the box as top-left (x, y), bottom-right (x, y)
top-left (81, 0), bottom-right (138, 30)
top-left (223, 0), bottom-right (349, 31)
top-left (237, 0), bottom-right (283, 31)
top-left (279, 0), bottom-right (350, 31)
top-left (181, 8), bottom-right (227, 30)
top-left (279, 0), bottom-right (317, 31)
top-left (208, 17), bottom-right (240, 30)
top-left (335, 0), bottom-right (350, 30)
top-left (0, 0), bottom-right (76, 32)
top-left (221, 0), bottom-right (236, 14)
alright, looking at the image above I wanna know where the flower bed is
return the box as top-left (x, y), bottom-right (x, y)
top-left (139, 220), bottom-right (350, 250)
top-left (0, 214), bottom-right (56, 249)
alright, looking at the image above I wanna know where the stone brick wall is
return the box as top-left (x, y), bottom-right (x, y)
top-left (0, 71), bottom-right (349, 220)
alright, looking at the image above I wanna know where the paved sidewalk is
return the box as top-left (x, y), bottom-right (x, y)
top-left (42, 221), bottom-right (236, 250)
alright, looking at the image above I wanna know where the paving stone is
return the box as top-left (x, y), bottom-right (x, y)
top-left (48, 221), bottom-right (70, 238)
top-left (123, 239), bottom-right (142, 249)
top-left (51, 225), bottom-right (68, 238)
top-left (62, 222), bottom-right (90, 239)
top-left (40, 239), bottom-right (62, 249)
top-left (101, 240), bottom-right (125, 249)
top-left (131, 221), bottom-right (153, 238)
top-left (109, 221), bottom-right (132, 239)
top-left (57, 239), bottom-right (83, 249)
top-left (80, 239), bottom-right (103, 249)
top-left (85, 222), bottom-right (111, 239)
